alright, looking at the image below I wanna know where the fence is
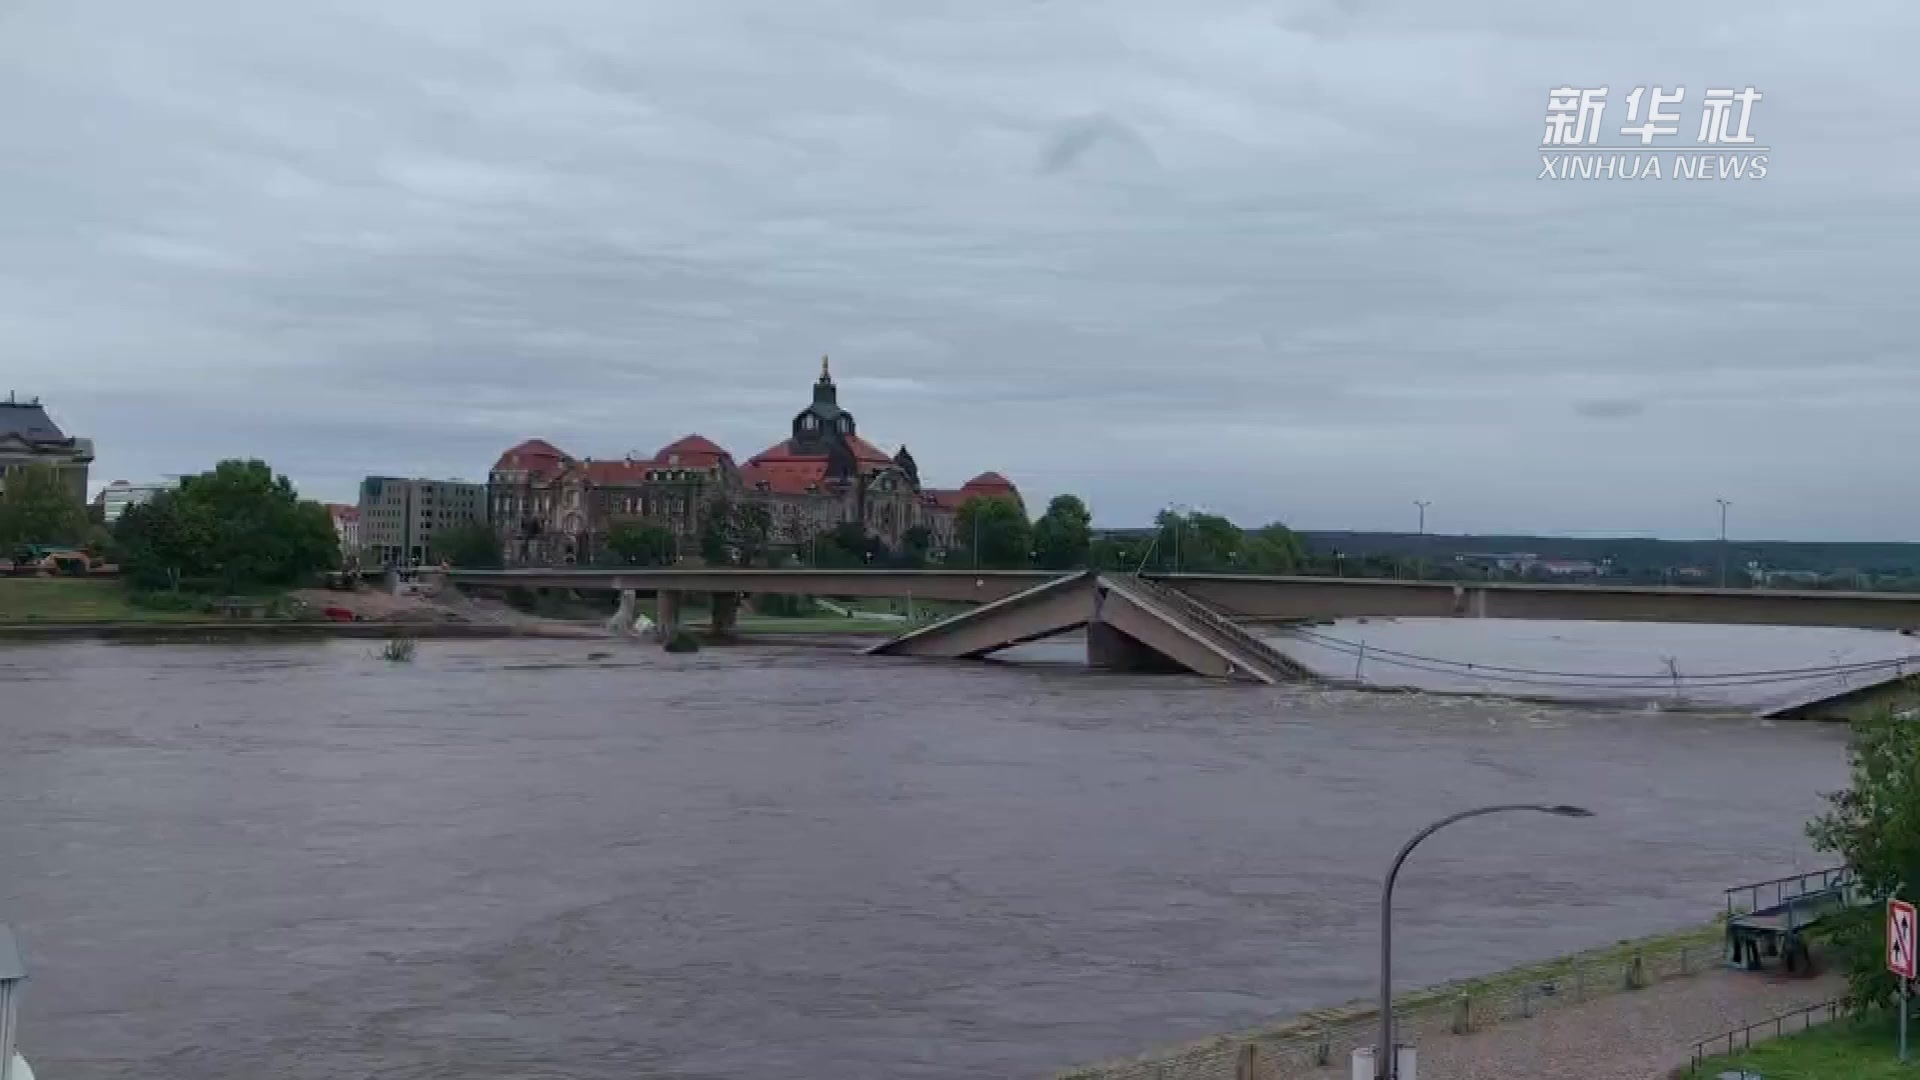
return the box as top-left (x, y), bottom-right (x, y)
top-left (1686, 997), bottom-right (1851, 1074)
top-left (1058, 934), bottom-right (1723, 1080)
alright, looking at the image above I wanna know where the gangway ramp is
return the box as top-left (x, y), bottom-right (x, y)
top-left (862, 572), bottom-right (1315, 683)
top-left (1724, 867), bottom-right (1864, 972)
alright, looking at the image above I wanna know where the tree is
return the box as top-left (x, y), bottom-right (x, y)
top-left (954, 496), bottom-right (1032, 569)
top-left (605, 519), bottom-right (677, 566)
top-left (897, 524), bottom-right (933, 568)
top-left (700, 497), bottom-right (772, 567)
top-left (113, 459), bottom-right (337, 591)
top-left (1808, 703), bottom-right (1920, 1006)
top-left (431, 520), bottom-right (503, 569)
top-left (112, 493), bottom-right (208, 590)
top-left (1031, 494), bottom-right (1093, 570)
top-left (1151, 510), bottom-right (1242, 572)
top-left (0, 464), bottom-right (87, 546)
top-left (1240, 523), bottom-right (1306, 575)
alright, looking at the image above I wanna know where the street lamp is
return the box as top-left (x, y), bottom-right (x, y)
top-left (1373, 803), bottom-right (1595, 1079)
top-left (1413, 500), bottom-right (1430, 581)
top-left (1715, 498), bottom-right (1732, 588)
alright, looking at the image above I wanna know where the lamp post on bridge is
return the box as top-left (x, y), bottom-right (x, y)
top-left (1414, 500), bottom-right (1430, 581)
top-left (1371, 803), bottom-right (1595, 1079)
top-left (1715, 498), bottom-right (1732, 588)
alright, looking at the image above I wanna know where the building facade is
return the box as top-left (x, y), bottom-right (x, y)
top-left (326, 503), bottom-right (362, 559)
top-left (358, 477), bottom-right (486, 566)
top-left (488, 358), bottom-right (1021, 565)
top-left (0, 396), bottom-right (93, 505)
top-left (93, 479), bottom-right (179, 524)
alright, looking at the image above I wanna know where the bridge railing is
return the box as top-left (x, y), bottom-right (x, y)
top-left (1119, 576), bottom-right (1305, 679)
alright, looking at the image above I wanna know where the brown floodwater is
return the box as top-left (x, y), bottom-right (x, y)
top-left (0, 639), bottom-right (1849, 1078)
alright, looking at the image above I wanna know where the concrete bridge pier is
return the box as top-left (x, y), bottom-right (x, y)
top-left (1085, 620), bottom-right (1184, 674)
top-left (655, 590), bottom-right (683, 644)
top-left (709, 592), bottom-right (741, 640)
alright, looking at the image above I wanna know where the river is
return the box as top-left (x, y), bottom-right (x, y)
top-left (0, 635), bottom-right (1855, 1079)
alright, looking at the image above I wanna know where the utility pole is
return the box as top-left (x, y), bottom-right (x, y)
top-left (1414, 500), bottom-right (1430, 581)
top-left (1715, 498), bottom-right (1732, 588)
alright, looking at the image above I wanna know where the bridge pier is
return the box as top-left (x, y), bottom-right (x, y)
top-left (1085, 620), bottom-right (1184, 674)
top-left (655, 590), bottom-right (683, 644)
top-left (709, 592), bottom-right (741, 640)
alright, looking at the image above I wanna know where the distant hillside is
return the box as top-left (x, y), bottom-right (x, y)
top-left (1300, 531), bottom-right (1920, 578)
top-left (1091, 526), bottom-right (1920, 588)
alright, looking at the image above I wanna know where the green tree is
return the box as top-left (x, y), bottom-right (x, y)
top-left (0, 464), bottom-right (87, 546)
top-left (1152, 510), bottom-right (1242, 572)
top-left (604, 519), bottom-right (676, 566)
top-left (114, 459), bottom-right (337, 591)
top-left (1808, 702), bottom-right (1920, 1007)
top-left (112, 493), bottom-right (208, 589)
top-left (700, 497), bottom-right (773, 567)
top-left (954, 496), bottom-right (1032, 569)
top-left (897, 524), bottom-right (933, 568)
top-left (431, 520), bottom-right (503, 569)
top-left (1240, 522), bottom-right (1306, 575)
top-left (1089, 534), bottom-right (1147, 572)
top-left (1031, 494), bottom-right (1093, 570)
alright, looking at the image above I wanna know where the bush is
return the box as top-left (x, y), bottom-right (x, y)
top-left (753, 593), bottom-right (817, 617)
top-left (379, 637), bottom-right (418, 663)
top-left (128, 589), bottom-right (205, 613)
top-left (663, 630), bottom-right (701, 653)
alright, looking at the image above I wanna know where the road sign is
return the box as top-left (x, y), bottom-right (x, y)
top-left (1889, 899), bottom-right (1917, 979)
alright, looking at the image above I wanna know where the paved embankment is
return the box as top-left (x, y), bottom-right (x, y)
top-left (1060, 931), bottom-right (1846, 1080)
top-left (1346, 967), bottom-right (1842, 1080)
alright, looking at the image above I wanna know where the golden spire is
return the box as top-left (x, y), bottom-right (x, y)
top-left (820, 354), bottom-right (831, 379)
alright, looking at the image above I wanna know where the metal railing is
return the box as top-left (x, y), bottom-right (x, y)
top-left (1059, 934), bottom-right (1717, 1080)
top-left (1119, 576), bottom-right (1307, 682)
top-left (1724, 866), bottom-right (1855, 918)
top-left (1686, 997), bottom-right (1851, 1074)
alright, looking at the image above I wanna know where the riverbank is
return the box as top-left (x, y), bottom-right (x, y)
top-left (1059, 922), bottom-right (1756, 1079)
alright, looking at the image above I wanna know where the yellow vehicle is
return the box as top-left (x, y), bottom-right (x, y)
top-left (7, 545), bottom-right (92, 576)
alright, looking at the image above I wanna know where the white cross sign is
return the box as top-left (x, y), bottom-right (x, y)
top-left (1889, 899), bottom-right (1917, 980)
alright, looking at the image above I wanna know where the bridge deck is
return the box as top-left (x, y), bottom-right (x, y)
top-left (439, 567), bottom-right (1920, 631)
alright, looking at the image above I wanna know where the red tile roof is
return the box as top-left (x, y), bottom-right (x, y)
top-left (924, 489), bottom-right (969, 511)
top-left (961, 471), bottom-right (1017, 495)
top-left (749, 435), bottom-right (893, 467)
top-left (579, 459), bottom-right (654, 486)
top-left (493, 438), bottom-right (571, 472)
top-left (657, 434), bottom-right (732, 466)
top-left (741, 461), bottom-right (833, 496)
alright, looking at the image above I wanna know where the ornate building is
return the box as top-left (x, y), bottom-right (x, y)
top-left (487, 359), bottom-right (1020, 565)
top-left (0, 396), bottom-right (93, 505)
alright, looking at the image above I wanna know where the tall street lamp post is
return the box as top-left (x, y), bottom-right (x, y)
top-left (1413, 500), bottom-right (1430, 580)
top-left (1715, 498), bottom-right (1732, 588)
top-left (1373, 803), bottom-right (1595, 1079)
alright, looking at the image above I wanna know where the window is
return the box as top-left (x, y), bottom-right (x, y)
top-left (801, 414), bottom-right (818, 431)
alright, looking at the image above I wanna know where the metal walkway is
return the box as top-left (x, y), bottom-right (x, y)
top-left (1724, 867), bottom-right (1863, 972)
top-left (862, 572), bottom-right (1315, 683)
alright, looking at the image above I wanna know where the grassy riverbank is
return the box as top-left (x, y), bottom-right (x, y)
top-left (1688, 1011), bottom-right (1901, 1078)
top-left (0, 578), bottom-right (207, 622)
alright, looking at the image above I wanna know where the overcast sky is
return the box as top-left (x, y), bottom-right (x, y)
top-left (3, 2), bottom-right (1914, 539)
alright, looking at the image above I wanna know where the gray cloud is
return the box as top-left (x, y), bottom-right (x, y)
top-left (1574, 399), bottom-right (1648, 420)
top-left (2, 0), bottom-right (1915, 539)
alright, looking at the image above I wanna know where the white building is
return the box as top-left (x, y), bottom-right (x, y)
top-left (93, 479), bottom-right (179, 523)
